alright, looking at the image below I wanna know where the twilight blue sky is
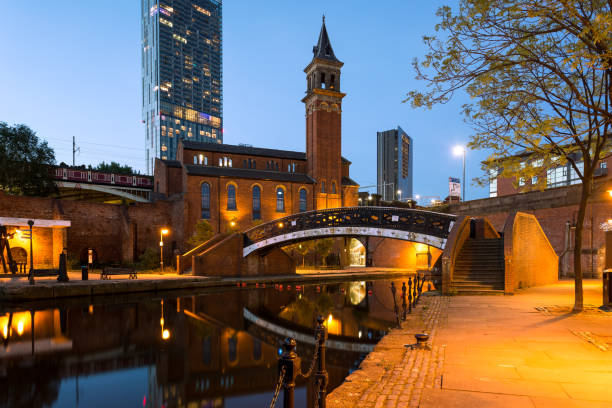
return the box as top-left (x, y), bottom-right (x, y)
top-left (0, 1), bottom-right (489, 201)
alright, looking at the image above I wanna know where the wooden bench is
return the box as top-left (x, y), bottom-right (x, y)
top-left (28, 268), bottom-right (69, 285)
top-left (100, 267), bottom-right (137, 280)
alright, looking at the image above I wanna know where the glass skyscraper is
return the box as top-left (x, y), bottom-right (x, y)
top-left (141, 0), bottom-right (223, 173)
top-left (377, 126), bottom-right (413, 201)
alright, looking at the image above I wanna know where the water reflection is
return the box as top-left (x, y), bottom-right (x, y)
top-left (0, 278), bottom-right (408, 408)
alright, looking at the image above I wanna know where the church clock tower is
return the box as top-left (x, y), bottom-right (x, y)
top-left (303, 17), bottom-right (346, 210)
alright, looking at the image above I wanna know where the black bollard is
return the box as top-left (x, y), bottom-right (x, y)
top-left (58, 250), bottom-right (69, 282)
top-left (81, 264), bottom-right (88, 281)
top-left (408, 277), bottom-right (413, 314)
top-left (401, 282), bottom-right (407, 320)
top-left (314, 315), bottom-right (328, 408)
top-left (390, 282), bottom-right (400, 328)
top-left (412, 275), bottom-right (418, 306)
top-left (279, 338), bottom-right (300, 408)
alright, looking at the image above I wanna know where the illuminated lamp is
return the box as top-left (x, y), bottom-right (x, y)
top-left (162, 329), bottom-right (170, 340)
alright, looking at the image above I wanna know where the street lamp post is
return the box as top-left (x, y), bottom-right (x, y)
top-left (160, 228), bottom-right (169, 272)
top-left (453, 146), bottom-right (466, 201)
top-left (397, 190), bottom-right (402, 201)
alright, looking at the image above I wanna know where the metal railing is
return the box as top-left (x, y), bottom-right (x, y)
top-left (244, 206), bottom-right (456, 247)
top-left (269, 315), bottom-right (328, 408)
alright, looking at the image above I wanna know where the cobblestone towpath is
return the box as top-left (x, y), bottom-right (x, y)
top-left (327, 294), bottom-right (449, 408)
top-left (327, 280), bottom-right (612, 408)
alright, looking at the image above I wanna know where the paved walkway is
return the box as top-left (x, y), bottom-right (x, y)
top-left (328, 280), bottom-right (612, 408)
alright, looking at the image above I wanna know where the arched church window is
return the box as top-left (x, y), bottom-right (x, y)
top-left (201, 183), bottom-right (210, 219)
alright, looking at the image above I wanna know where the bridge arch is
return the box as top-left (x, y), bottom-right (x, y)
top-left (242, 207), bottom-right (456, 257)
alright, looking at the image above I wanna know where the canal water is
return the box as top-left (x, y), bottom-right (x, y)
top-left (0, 277), bottom-right (410, 408)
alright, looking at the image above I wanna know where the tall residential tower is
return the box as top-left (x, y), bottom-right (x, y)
top-left (377, 126), bottom-right (413, 201)
top-left (141, 0), bottom-right (223, 173)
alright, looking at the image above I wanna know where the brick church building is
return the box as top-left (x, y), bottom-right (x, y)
top-left (154, 19), bottom-right (359, 238)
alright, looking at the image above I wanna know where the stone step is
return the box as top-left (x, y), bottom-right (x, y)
top-left (453, 273), bottom-right (504, 280)
top-left (451, 283), bottom-right (505, 290)
top-left (453, 289), bottom-right (505, 296)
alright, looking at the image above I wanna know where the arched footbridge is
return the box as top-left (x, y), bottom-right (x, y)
top-left (243, 207), bottom-right (457, 257)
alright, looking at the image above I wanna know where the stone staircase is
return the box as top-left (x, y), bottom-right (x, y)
top-left (451, 238), bottom-right (505, 295)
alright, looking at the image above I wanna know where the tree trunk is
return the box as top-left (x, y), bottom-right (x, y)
top-left (573, 175), bottom-right (592, 312)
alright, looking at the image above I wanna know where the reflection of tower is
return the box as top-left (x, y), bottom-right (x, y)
top-left (303, 18), bottom-right (346, 210)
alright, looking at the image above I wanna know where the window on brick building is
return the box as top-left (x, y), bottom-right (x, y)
top-left (299, 188), bottom-right (307, 212)
top-left (321, 181), bottom-right (326, 193)
top-left (276, 188), bottom-right (285, 212)
top-left (227, 184), bottom-right (237, 210)
top-left (252, 185), bottom-right (261, 220)
top-left (331, 181), bottom-right (337, 194)
top-left (194, 156), bottom-right (198, 164)
top-left (201, 183), bottom-right (210, 219)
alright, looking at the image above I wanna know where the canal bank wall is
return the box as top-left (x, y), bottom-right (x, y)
top-left (0, 268), bottom-right (415, 302)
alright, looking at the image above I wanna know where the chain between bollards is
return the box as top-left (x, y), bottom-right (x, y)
top-left (274, 315), bottom-right (328, 408)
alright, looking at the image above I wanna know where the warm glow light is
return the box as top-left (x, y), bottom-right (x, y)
top-left (453, 145), bottom-right (465, 156)
top-left (2, 325), bottom-right (7, 339)
top-left (328, 314), bottom-right (333, 324)
top-left (160, 317), bottom-right (164, 326)
top-left (17, 320), bottom-right (24, 336)
top-left (358, 330), bottom-right (363, 338)
top-left (230, 221), bottom-right (236, 227)
top-left (161, 228), bottom-right (169, 235)
top-left (367, 195), bottom-right (372, 201)
top-left (162, 329), bottom-right (170, 340)
top-left (608, 190), bottom-right (612, 198)
top-left (278, 222), bottom-right (284, 228)
top-left (415, 243), bottom-right (428, 253)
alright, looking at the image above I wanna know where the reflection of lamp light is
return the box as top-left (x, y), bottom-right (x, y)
top-left (2, 324), bottom-right (7, 338)
top-left (17, 320), bottom-right (24, 336)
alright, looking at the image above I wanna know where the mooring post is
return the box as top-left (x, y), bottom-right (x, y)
top-left (279, 337), bottom-right (299, 408)
top-left (314, 315), bottom-right (328, 408)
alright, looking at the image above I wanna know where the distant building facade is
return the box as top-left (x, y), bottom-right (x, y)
top-left (154, 19), bottom-right (359, 238)
top-left (377, 126), bottom-right (413, 201)
top-left (141, 0), bottom-right (223, 174)
top-left (490, 152), bottom-right (608, 197)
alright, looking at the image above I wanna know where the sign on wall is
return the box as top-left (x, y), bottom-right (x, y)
top-left (449, 177), bottom-right (461, 198)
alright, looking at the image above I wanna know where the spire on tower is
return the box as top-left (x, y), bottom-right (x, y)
top-left (312, 17), bottom-right (340, 63)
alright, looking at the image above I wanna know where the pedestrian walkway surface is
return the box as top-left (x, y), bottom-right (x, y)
top-left (327, 280), bottom-right (612, 408)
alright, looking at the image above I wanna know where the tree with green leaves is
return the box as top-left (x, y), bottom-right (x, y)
top-left (186, 219), bottom-right (214, 248)
top-left (0, 123), bottom-right (56, 196)
top-left (93, 161), bottom-right (135, 175)
top-left (408, 1), bottom-right (612, 311)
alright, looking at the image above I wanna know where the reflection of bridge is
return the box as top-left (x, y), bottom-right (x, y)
top-left (243, 207), bottom-right (456, 256)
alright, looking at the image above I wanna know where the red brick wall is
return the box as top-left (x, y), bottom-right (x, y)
top-left (0, 192), bottom-right (182, 266)
top-left (307, 104), bottom-right (343, 210)
top-left (503, 212), bottom-right (558, 291)
top-left (183, 173), bottom-right (314, 238)
top-left (450, 183), bottom-right (612, 278)
top-left (182, 148), bottom-right (307, 174)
